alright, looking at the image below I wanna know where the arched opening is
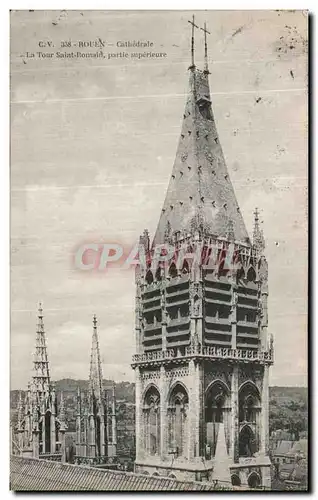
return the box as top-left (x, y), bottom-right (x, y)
top-left (239, 425), bottom-right (257, 457)
top-left (181, 260), bottom-right (190, 274)
top-left (142, 386), bottom-right (160, 456)
top-left (231, 474), bottom-right (241, 486)
top-left (168, 384), bottom-right (189, 458)
top-left (169, 262), bottom-right (178, 279)
top-left (247, 266), bottom-right (256, 283)
top-left (142, 470), bottom-right (149, 475)
top-left (239, 383), bottom-right (260, 424)
top-left (145, 269), bottom-right (154, 285)
top-left (248, 472), bottom-right (261, 489)
top-left (155, 267), bottom-right (162, 281)
top-left (169, 473), bottom-right (176, 479)
top-left (239, 382), bottom-right (260, 457)
top-left (205, 381), bottom-right (230, 457)
top-left (45, 411), bottom-right (51, 453)
top-left (236, 266), bottom-right (245, 283)
top-left (152, 472), bottom-right (160, 476)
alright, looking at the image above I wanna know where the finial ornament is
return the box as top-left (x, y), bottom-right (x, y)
top-left (188, 15), bottom-right (199, 69)
top-left (200, 22), bottom-right (211, 74)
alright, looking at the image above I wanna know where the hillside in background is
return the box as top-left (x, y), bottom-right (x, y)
top-left (11, 382), bottom-right (308, 440)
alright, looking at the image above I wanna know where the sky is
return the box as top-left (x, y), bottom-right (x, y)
top-left (10, 10), bottom-right (308, 389)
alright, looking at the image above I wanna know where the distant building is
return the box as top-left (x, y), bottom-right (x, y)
top-left (75, 315), bottom-right (118, 468)
top-left (13, 305), bottom-right (66, 462)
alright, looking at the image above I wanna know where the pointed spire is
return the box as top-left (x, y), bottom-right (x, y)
top-left (32, 303), bottom-right (50, 397)
top-left (89, 315), bottom-right (104, 404)
top-left (152, 36), bottom-right (250, 247)
top-left (253, 208), bottom-right (265, 254)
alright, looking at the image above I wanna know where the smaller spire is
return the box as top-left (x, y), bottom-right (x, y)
top-left (253, 208), bottom-right (265, 254)
top-left (89, 315), bottom-right (103, 403)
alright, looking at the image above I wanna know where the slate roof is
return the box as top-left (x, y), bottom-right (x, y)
top-left (153, 67), bottom-right (250, 247)
top-left (10, 456), bottom-right (222, 491)
top-left (287, 439), bottom-right (307, 456)
top-left (274, 440), bottom-right (293, 455)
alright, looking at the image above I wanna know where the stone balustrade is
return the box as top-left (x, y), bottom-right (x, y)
top-left (132, 345), bottom-right (273, 366)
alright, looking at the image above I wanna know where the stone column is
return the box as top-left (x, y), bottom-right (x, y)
top-left (99, 413), bottom-right (106, 457)
top-left (260, 365), bottom-right (269, 456)
top-left (231, 365), bottom-right (239, 463)
top-left (188, 360), bottom-right (201, 459)
top-left (75, 389), bottom-right (81, 457)
top-left (32, 428), bottom-right (39, 459)
top-left (231, 286), bottom-right (238, 349)
top-left (161, 288), bottom-right (167, 351)
top-left (159, 365), bottom-right (167, 459)
top-left (41, 413), bottom-right (46, 454)
top-left (88, 414), bottom-right (96, 458)
top-left (60, 427), bottom-right (66, 463)
top-left (134, 366), bottom-right (142, 461)
top-left (50, 413), bottom-right (56, 454)
top-left (111, 385), bottom-right (117, 455)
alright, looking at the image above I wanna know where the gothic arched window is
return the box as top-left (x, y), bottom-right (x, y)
top-left (239, 382), bottom-right (260, 424)
top-left (247, 266), bottom-right (256, 283)
top-left (239, 425), bottom-right (257, 457)
top-left (168, 384), bottom-right (189, 458)
top-left (181, 260), bottom-right (190, 274)
top-left (45, 410), bottom-right (51, 453)
top-left (238, 382), bottom-right (261, 457)
top-left (145, 269), bottom-right (154, 285)
top-left (205, 381), bottom-right (230, 456)
top-left (155, 267), bottom-right (162, 281)
top-left (169, 262), bottom-right (178, 278)
top-left (142, 386), bottom-right (160, 456)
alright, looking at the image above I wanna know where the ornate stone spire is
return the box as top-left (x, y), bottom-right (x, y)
top-left (152, 31), bottom-right (250, 247)
top-left (89, 315), bottom-right (103, 404)
top-left (253, 208), bottom-right (265, 254)
top-left (32, 303), bottom-right (50, 396)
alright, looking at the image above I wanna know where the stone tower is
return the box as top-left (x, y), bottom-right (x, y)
top-left (15, 304), bottom-right (66, 461)
top-left (75, 315), bottom-right (117, 467)
top-left (132, 18), bottom-right (273, 489)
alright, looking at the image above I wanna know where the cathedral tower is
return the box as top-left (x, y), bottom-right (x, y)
top-left (75, 315), bottom-right (117, 467)
top-left (15, 304), bottom-right (65, 461)
top-left (132, 18), bottom-right (273, 489)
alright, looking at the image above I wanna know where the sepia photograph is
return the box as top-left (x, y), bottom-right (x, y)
top-left (9, 9), bottom-right (308, 491)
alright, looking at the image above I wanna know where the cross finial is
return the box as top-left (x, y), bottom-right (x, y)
top-left (93, 314), bottom-right (97, 328)
top-left (200, 22), bottom-right (211, 74)
top-left (188, 15), bottom-right (199, 69)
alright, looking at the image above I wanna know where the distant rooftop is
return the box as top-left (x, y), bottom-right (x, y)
top-left (10, 456), bottom-right (231, 492)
